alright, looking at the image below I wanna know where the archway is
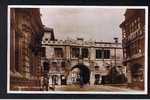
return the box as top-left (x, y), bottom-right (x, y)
top-left (71, 64), bottom-right (90, 85)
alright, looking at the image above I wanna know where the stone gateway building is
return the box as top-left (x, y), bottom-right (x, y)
top-left (41, 29), bottom-right (126, 87)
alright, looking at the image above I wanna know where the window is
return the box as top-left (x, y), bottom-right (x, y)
top-left (96, 49), bottom-right (110, 59)
top-left (54, 48), bottom-right (63, 58)
top-left (81, 48), bottom-right (88, 58)
top-left (96, 50), bottom-right (103, 59)
top-left (72, 47), bottom-right (80, 58)
top-left (104, 50), bottom-right (110, 59)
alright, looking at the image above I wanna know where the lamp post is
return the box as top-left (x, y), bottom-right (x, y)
top-left (111, 37), bottom-right (118, 84)
top-left (114, 37), bottom-right (118, 68)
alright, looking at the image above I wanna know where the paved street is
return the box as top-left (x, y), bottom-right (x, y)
top-left (54, 84), bottom-right (141, 92)
top-left (15, 84), bottom-right (143, 92)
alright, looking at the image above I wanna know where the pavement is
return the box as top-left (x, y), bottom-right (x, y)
top-left (54, 84), bottom-right (143, 92)
top-left (13, 84), bottom-right (143, 92)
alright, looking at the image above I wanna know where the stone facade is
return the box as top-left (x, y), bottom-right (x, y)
top-left (120, 9), bottom-right (145, 89)
top-left (41, 31), bottom-right (126, 86)
top-left (10, 8), bottom-right (44, 90)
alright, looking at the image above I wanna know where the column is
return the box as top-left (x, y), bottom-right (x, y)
top-left (90, 71), bottom-right (94, 86)
top-left (127, 63), bottom-right (132, 83)
top-left (65, 46), bottom-right (69, 59)
top-left (90, 47), bottom-right (95, 61)
top-left (58, 74), bottom-right (61, 85)
top-left (49, 75), bottom-right (52, 86)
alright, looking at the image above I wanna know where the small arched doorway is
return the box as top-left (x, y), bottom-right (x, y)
top-left (71, 64), bottom-right (91, 85)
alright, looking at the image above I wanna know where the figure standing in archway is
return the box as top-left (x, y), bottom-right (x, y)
top-left (70, 64), bottom-right (91, 87)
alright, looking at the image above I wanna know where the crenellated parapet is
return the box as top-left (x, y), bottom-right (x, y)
top-left (42, 38), bottom-right (122, 49)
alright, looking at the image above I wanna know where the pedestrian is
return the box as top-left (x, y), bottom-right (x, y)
top-left (80, 75), bottom-right (84, 88)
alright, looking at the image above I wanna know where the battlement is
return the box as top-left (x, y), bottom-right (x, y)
top-left (42, 38), bottom-right (122, 48)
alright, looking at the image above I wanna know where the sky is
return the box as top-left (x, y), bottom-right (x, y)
top-left (40, 7), bottom-right (126, 42)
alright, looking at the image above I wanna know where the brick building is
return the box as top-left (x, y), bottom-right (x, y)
top-left (120, 9), bottom-right (145, 89)
top-left (10, 8), bottom-right (44, 90)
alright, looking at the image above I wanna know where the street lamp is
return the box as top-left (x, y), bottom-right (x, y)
top-left (114, 37), bottom-right (118, 68)
top-left (111, 37), bottom-right (118, 84)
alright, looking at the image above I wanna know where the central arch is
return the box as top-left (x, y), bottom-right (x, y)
top-left (71, 64), bottom-right (91, 85)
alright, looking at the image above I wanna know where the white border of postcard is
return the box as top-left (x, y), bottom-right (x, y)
top-left (7, 5), bottom-right (148, 94)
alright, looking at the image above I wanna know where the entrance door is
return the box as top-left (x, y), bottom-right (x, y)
top-left (52, 75), bottom-right (58, 85)
top-left (61, 75), bottom-right (67, 85)
top-left (94, 74), bottom-right (100, 85)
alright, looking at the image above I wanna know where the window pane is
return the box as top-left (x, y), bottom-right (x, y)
top-left (96, 50), bottom-right (102, 59)
top-left (72, 47), bottom-right (79, 58)
top-left (104, 50), bottom-right (110, 59)
top-left (54, 48), bottom-right (63, 58)
top-left (82, 48), bottom-right (88, 58)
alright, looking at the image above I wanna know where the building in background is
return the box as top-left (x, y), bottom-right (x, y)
top-left (120, 9), bottom-right (145, 89)
top-left (10, 8), bottom-right (44, 90)
top-left (41, 32), bottom-right (126, 86)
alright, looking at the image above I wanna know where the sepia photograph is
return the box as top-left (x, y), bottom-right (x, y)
top-left (7, 6), bottom-right (148, 94)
